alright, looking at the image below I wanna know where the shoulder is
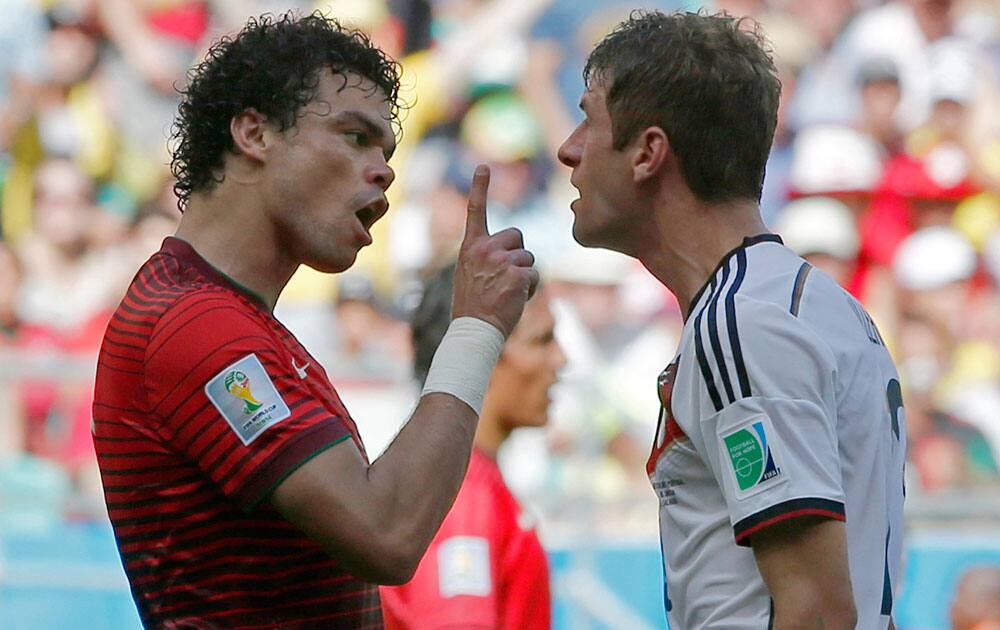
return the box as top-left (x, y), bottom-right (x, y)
top-left (732, 292), bottom-right (839, 374)
top-left (143, 285), bottom-right (278, 387)
top-left (151, 285), bottom-right (266, 344)
top-left (680, 287), bottom-right (839, 416)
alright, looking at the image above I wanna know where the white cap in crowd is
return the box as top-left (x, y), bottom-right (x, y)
top-left (543, 241), bottom-right (631, 286)
top-left (893, 226), bottom-right (977, 290)
top-left (789, 125), bottom-right (884, 196)
top-left (927, 37), bottom-right (977, 105)
top-left (775, 196), bottom-right (860, 260)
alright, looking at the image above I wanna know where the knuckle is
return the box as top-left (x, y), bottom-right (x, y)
top-left (488, 249), bottom-right (510, 265)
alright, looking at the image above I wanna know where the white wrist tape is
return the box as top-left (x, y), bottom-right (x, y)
top-left (421, 317), bottom-right (505, 414)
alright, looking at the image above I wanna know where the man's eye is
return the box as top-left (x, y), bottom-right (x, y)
top-left (346, 131), bottom-right (368, 145)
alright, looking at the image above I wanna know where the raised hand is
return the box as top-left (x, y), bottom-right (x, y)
top-left (451, 165), bottom-right (539, 338)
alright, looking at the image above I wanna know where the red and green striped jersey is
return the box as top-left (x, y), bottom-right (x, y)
top-left (93, 237), bottom-right (382, 628)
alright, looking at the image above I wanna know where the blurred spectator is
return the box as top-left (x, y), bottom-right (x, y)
top-left (857, 56), bottom-right (904, 155)
top-left (784, 0), bottom-right (860, 131)
top-left (0, 241), bottom-right (24, 462)
top-left (758, 9), bottom-right (811, 224)
top-left (0, 0), bottom-right (47, 153)
top-left (10, 158), bottom-right (123, 476)
top-left (795, 0), bottom-right (961, 131)
top-left (15, 157), bottom-right (124, 334)
top-left (35, 11), bottom-right (111, 175)
top-left (898, 313), bottom-right (999, 491)
top-left (126, 179), bottom-right (182, 266)
top-left (893, 227), bottom-right (1000, 490)
top-left (0, 241), bottom-right (22, 343)
top-left (328, 272), bottom-right (412, 382)
top-left (951, 565), bottom-right (1000, 630)
top-left (775, 196), bottom-right (860, 287)
top-left (536, 245), bottom-right (669, 511)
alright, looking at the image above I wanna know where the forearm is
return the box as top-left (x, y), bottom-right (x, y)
top-left (365, 392), bottom-right (479, 566)
top-left (270, 392), bottom-right (480, 585)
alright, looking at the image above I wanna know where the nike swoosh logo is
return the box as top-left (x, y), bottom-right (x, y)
top-left (292, 358), bottom-right (310, 379)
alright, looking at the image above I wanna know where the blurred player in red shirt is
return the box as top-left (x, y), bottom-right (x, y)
top-left (381, 263), bottom-right (564, 629)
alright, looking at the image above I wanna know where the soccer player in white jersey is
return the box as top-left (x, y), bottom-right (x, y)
top-left (558, 11), bottom-right (906, 630)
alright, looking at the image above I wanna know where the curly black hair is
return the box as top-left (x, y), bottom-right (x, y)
top-left (169, 12), bottom-right (402, 210)
top-left (584, 10), bottom-right (780, 204)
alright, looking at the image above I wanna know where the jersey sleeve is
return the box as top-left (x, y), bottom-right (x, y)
top-left (697, 297), bottom-right (846, 547)
top-left (143, 291), bottom-right (353, 510)
top-left (380, 473), bottom-right (500, 629)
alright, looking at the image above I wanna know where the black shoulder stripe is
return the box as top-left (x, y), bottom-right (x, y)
top-left (790, 262), bottom-right (813, 317)
top-left (726, 249), bottom-right (752, 399)
top-left (707, 259), bottom-right (737, 404)
top-left (693, 278), bottom-right (724, 412)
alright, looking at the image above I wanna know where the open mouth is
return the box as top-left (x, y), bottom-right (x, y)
top-left (355, 199), bottom-right (388, 232)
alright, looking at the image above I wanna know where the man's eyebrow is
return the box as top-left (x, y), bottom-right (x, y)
top-left (332, 110), bottom-right (396, 159)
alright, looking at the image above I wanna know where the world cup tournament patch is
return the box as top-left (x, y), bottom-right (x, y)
top-left (205, 353), bottom-right (291, 445)
top-left (721, 416), bottom-right (786, 500)
top-left (438, 536), bottom-right (491, 598)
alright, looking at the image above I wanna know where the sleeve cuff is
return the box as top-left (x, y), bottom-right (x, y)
top-left (733, 497), bottom-right (845, 547)
top-left (237, 421), bottom-right (353, 510)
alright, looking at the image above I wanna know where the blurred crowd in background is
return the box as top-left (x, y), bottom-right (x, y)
top-left (2, 0), bottom-right (1000, 540)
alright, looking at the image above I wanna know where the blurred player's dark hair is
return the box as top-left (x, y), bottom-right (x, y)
top-left (410, 263), bottom-right (457, 387)
top-left (170, 12), bottom-right (402, 210)
top-left (584, 10), bottom-right (780, 203)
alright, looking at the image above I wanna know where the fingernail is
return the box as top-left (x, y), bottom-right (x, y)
top-left (475, 165), bottom-right (488, 177)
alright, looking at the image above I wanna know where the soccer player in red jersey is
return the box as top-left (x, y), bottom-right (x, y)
top-left (380, 265), bottom-right (564, 629)
top-left (92, 13), bottom-right (538, 628)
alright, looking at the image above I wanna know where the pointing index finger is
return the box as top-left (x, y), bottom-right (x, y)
top-left (464, 164), bottom-right (491, 239)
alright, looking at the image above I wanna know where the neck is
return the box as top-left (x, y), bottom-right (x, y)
top-left (634, 193), bottom-right (769, 320)
top-left (474, 394), bottom-right (511, 459)
top-left (174, 186), bottom-right (297, 310)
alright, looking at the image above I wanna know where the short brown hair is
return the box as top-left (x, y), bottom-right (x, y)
top-left (584, 10), bottom-right (780, 203)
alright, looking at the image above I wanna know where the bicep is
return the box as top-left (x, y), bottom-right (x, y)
top-left (751, 517), bottom-right (855, 623)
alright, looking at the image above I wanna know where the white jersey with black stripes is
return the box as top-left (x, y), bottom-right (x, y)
top-left (646, 234), bottom-right (905, 629)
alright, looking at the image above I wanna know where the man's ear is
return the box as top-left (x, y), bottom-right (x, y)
top-left (229, 108), bottom-right (270, 163)
top-left (631, 126), bottom-right (670, 184)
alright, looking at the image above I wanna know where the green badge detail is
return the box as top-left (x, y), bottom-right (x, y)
top-left (725, 428), bottom-right (765, 491)
top-left (224, 370), bottom-right (263, 414)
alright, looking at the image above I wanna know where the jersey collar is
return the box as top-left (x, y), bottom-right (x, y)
top-left (160, 236), bottom-right (271, 310)
top-left (686, 233), bottom-right (784, 317)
